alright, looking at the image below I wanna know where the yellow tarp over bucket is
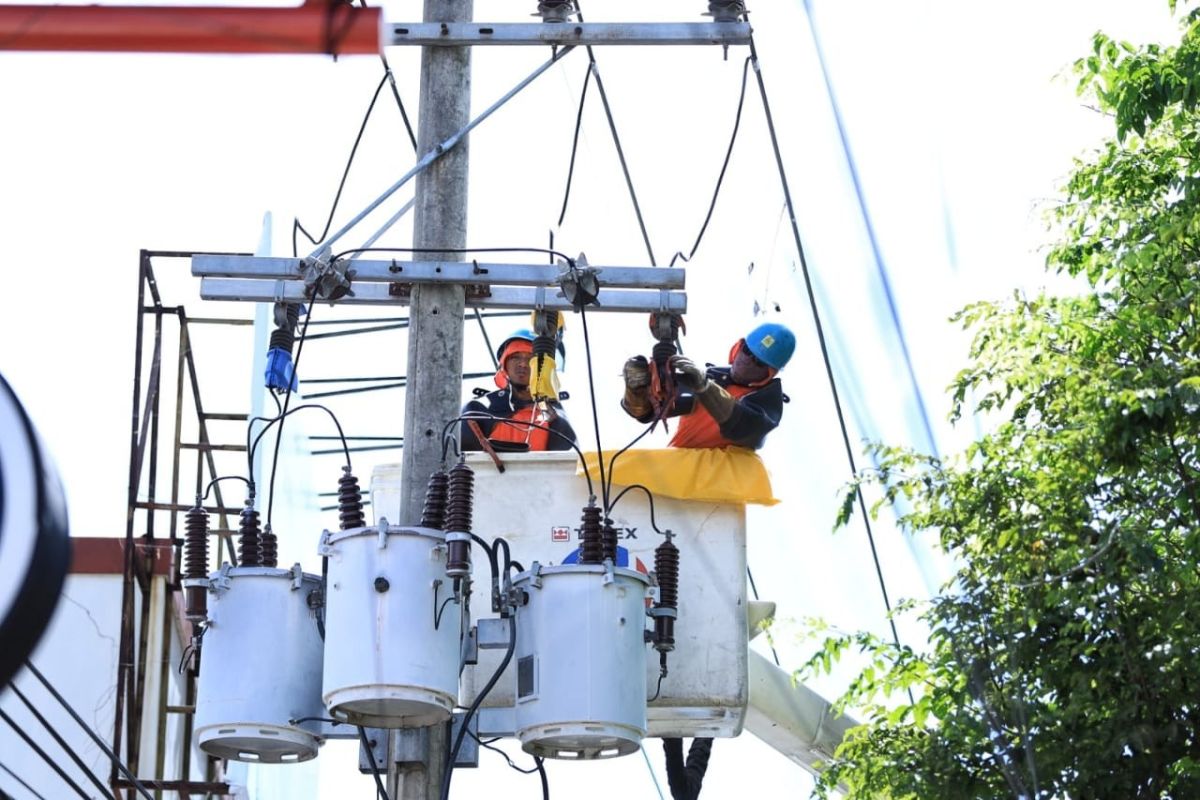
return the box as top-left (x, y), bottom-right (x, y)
top-left (578, 447), bottom-right (779, 506)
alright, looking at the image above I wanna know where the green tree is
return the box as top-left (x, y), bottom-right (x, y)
top-left (806, 9), bottom-right (1200, 799)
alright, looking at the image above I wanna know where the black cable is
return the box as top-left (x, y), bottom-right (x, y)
top-left (0, 761), bottom-right (47, 800)
top-left (358, 0), bottom-right (417, 153)
top-left (467, 729), bottom-right (540, 774)
top-left (607, 484), bottom-right (664, 535)
top-left (440, 613), bottom-right (517, 800)
top-left (535, 756), bottom-right (549, 799)
top-left (358, 726), bottom-right (391, 800)
top-left (7, 685), bottom-right (114, 800)
top-left (669, 56), bottom-right (753, 267)
top-left (0, 708), bottom-right (92, 800)
top-left (746, 566), bottom-right (782, 668)
top-left (602, 423), bottom-right (656, 516)
top-left (576, 301), bottom-right (610, 510)
top-left (248, 403), bottom-right (352, 474)
top-left (293, 73), bottom-right (392, 258)
top-left (267, 296), bottom-right (314, 529)
top-left (556, 63), bottom-right (593, 227)
top-left (201, 475), bottom-right (253, 502)
top-left (574, 3), bottom-right (657, 265)
top-left (22, 661), bottom-right (154, 800)
top-left (747, 33), bottom-right (910, 693)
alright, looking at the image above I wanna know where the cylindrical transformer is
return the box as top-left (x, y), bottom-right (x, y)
top-left (320, 524), bottom-right (462, 728)
top-left (513, 564), bottom-right (651, 759)
top-left (194, 565), bottom-right (325, 763)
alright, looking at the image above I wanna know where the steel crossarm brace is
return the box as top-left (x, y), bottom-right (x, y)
top-left (385, 22), bottom-right (751, 47)
top-left (200, 278), bottom-right (687, 313)
top-left (192, 255), bottom-right (684, 290)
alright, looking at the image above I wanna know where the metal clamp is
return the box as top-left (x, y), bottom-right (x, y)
top-left (290, 563), bottom-right (304, 590)
top-left (209, 563), bottom-right (233, 594)
top-left (377, 518), bottom-right (390, 550)
top-left (318, 529), bottom-right (335, 557)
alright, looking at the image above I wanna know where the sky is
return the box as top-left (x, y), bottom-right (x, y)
top-left (0, 1), bottom-right (1185, 798)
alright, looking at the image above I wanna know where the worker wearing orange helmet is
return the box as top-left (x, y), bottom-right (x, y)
top-left (621, 321), bottom-right (795, 450)
top-left (460, 329), bottom-right (577, 452)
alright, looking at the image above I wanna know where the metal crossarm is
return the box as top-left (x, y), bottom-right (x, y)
top-left (200, 278), bottom-right (686, 313)
top-left (385, 22), bottom-right (751, 47)
top-left (192, 255), bottom-right (684, 289)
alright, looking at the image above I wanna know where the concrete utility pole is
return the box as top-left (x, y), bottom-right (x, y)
top-left (394, 0), bottom-right (473, 797)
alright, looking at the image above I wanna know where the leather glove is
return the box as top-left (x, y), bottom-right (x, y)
top-left (670, 355), bottom-right (708, 392)
top-left (623, 355), bottom-right (651, 389)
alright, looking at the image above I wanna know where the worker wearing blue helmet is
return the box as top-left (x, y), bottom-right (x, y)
top-left (622, 321), bottom-right (795, 450)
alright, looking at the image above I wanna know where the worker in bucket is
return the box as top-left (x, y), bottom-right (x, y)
top-left (461, 329), bottom-right (577, 452)
top-left (620, 321), bottom-right (795, 450)
top-left (620, 320), bottom-right (795, 799)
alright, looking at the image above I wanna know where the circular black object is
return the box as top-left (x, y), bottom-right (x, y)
top-left (0, 372), bottom-right (71, 689)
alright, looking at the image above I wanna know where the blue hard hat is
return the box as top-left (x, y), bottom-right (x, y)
top-left (495, 328), bottom-right (536, 363)
top-left (744, 322), bottom-right (795, 370)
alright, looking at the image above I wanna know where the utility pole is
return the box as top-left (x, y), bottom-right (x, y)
top-left (394, 0), bottom-right (473, 797)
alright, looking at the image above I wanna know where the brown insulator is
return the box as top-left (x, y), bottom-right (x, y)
top-left (338, 467), bottom-right (365, 531)
top-left (238, 504), bottom-right (262, 567)
top-left (444, 461), bottom-right (475, 534)
top-left (601, 518), bottom-right (619, 565)
top-left (259, 526), bottom-right (278, 568)
top-left (420, 469), bottom-right (450, 530)
top-left (184, 503), bottom-right (209, 620)
top-left (577, 504), bottom-right (604, 565)
top-left (653, 536), bottom-right (680, 653)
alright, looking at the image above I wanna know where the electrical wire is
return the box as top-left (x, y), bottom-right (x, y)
top-left (293, 72), bottom-right (394, 258)
top-left (555, 63), bottom-right (593, 228)
top-left (266, 295), bottom-right (315, 529)
top-left (799, 1), bottom-right (938, 457)
top-left (746, 33), bottom-right (910, 687)
top-left (22, 661), bottom-right (154, 800)
top-left (0, 708), bottom-right (92, 800)
top-left (440, 600), bottom-right (517, 800)
top-left (606, 483), bottom-right (665, 535)
top-left (668, 55), bottom-right (753, 267)
top-left (201, 475), bottom-right (253, 502)
top-left (640, 745), bottom-right (667, 800)
top-left (6, 684), bottom-right (114, 800)
top-left (0, 760), bottom-right (48, 800)
top-left (468, 730), bottom-right (540, 774)
top-left (358, 726), bottom-right (392, 800)
top-left (576, 300), bottom-right (610, 511)
top-left (572, 3), bottom-right (657, 266)
top-left (248, 403), bottom-right (352, 473)
top-left (358, 0), bottom-right (417, 153)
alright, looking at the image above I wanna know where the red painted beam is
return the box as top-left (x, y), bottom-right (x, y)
top-left (0, 1), bottom-right (382, 54)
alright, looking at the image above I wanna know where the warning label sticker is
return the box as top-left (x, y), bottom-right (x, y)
top-left (550, 526), bottom-right (571, 542)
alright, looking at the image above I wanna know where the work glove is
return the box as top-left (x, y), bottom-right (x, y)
top-left (669, 355), bottom-right (708, 392)
top-left (622, 355), bottom-right (652, 418)
top-left (623, 355), bottom-right (651, 389)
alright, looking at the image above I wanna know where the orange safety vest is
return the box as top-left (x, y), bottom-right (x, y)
top-left (487, 406), bottom-right (552, 451)
top-left (668, 383), bottom-right (755, 449)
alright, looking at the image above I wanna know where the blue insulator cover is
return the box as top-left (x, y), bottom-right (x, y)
top-left (265, 347), bottom-right (298, 392)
